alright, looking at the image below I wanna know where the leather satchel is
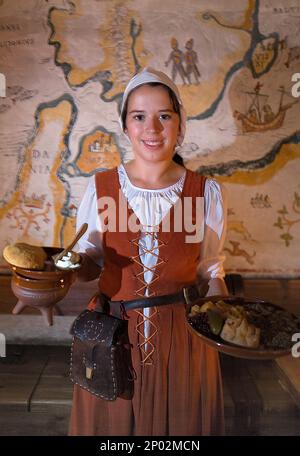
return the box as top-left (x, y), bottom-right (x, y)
top-left (70, 309), bottom-right (134, 401)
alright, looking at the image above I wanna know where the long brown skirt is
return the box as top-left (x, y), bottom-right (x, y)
top-left (68, 303), bottom-right (224, 436)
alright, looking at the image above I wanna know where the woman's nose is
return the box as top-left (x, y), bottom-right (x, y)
top-left (145, 116), bottom-right (162, 132)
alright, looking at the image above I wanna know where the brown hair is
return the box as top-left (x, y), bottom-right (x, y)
top-left (121, 82), bottom-right (184, 167)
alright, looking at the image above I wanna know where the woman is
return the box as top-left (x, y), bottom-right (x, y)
top-left (69, 67), bottom-right (228, 436)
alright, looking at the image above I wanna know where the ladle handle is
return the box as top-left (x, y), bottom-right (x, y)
top-left (55, 223), bottom-right (88, 261)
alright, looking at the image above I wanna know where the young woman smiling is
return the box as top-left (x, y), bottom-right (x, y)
top-left (69, 67), bottom-right (228, 436)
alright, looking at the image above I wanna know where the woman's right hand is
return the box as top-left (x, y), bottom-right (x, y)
top-left (75, 253), bottom-right (102, 282)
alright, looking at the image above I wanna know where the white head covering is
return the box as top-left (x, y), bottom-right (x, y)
top-left (119, 67), bottom-right (187, 146)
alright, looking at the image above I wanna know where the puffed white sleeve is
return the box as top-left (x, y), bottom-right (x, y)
top-left (197, 179), bottom-right (227, 280)
top-left (74, 176), bottom-right (104, 267)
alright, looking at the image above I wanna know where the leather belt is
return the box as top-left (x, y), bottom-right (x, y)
top-left (99, 281), bottom-right (209, 318)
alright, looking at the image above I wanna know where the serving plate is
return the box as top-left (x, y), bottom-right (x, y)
top-left (186, 296), bottom-right (300, 359)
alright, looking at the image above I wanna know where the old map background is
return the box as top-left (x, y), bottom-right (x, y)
top-left (0, 0), bottom-right (299, 277)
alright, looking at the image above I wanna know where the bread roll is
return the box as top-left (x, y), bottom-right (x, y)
top-left (3, 243), bottom-right (47, 270)
top-left (220, 316), bottom-right (260, 348)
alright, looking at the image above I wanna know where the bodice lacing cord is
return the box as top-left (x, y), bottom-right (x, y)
top-left (130, 229), bottom-right (167, 366)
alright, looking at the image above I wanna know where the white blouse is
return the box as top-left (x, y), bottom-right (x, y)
top-left (75, 164), bottom-right (227, 285)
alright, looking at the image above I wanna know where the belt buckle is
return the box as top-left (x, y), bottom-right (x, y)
top-left (183, 284), bottom-right (201, 306)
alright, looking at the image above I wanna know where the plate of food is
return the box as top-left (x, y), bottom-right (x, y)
top-left (186, 296), bottom-right (300, 359)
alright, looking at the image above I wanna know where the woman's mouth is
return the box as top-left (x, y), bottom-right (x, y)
top-left (142, 140), bottom-right (164, 149)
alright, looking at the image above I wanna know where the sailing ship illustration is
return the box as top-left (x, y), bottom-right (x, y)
top-left (234, 82), bottom-right (298, 133)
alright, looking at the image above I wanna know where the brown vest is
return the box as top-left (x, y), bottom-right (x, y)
top-left (89, 167), bottom-right (206, 308)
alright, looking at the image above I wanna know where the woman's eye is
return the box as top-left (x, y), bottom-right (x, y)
top-left (133, 114), bottom-right (145, 121)
top-left (160, 114), bottom-right (171, 120)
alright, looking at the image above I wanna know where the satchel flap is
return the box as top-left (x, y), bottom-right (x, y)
top-left (70, 310), bottom-right (125, 346)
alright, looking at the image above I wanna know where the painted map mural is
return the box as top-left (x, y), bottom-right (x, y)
top-left (0, 0), bottom-right (300, 277)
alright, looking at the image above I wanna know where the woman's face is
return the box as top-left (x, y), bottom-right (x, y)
top-left (124, 84), bottom-right (180, 165)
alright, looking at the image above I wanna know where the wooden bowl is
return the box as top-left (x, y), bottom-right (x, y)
top-left (9, 247), bottom-right (71, 280)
